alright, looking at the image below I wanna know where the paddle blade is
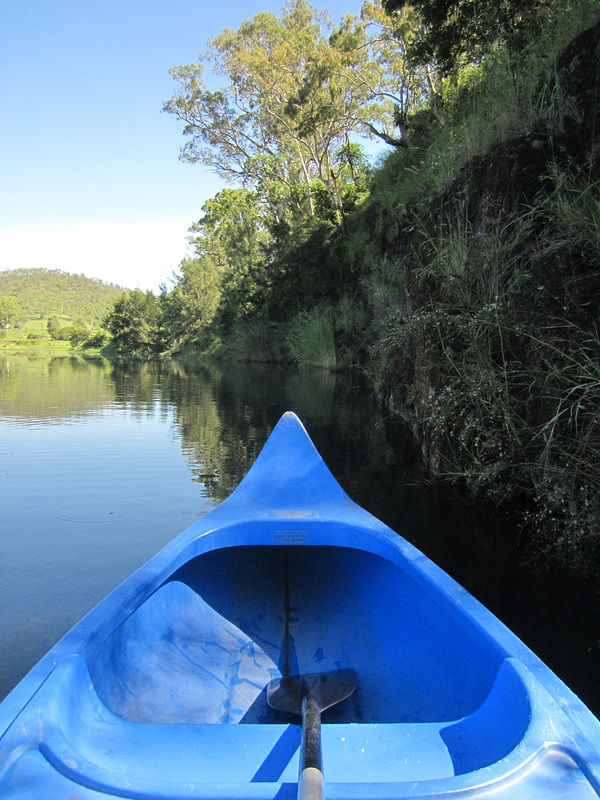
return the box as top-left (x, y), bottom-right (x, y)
top-left (267, 669), bottom-right (356, 716)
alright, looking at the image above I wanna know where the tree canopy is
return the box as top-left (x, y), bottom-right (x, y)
top-left (0, 296), bottom-right (20, 329)
top-left (104, 290), bottom-right (164, 357)
top-left (157, 0), bottom-right (437, 344)
top-left (164, 0), bottom-right (427, 223)
top-left (381, 0), bottom-right (554, 73)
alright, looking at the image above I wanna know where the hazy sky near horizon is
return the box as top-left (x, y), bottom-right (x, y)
top-left (1, 1), bottom-right (367, 292)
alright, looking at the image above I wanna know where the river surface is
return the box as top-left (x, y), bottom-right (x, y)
top-left (1, 354), bottom-right (599, 716)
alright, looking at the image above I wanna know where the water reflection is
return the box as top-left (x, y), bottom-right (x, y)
top-left (1, 356), bottom-right (388, 491)
top-left (101, 360), bottom-right (391, 501)
top-left (0, 355), bottom-right (114, 423)
top-left (1, 354), bottom-right (599, 720)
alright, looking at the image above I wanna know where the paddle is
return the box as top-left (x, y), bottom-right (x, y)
top-left (267, 669), bottom-right (356, 800)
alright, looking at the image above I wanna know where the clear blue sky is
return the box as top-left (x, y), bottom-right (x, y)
top-left (0, 1), bottom-right (367, 292)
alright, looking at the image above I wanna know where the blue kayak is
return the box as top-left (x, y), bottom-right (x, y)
top-left (1, 411), bottom-right (600, 798)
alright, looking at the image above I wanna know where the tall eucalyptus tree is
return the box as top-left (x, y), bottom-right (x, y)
top-left (164, 0), bottom-right (426, 223)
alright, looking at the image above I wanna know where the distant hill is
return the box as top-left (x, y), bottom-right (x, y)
top-left (0, 268), bottom-right (125, 324)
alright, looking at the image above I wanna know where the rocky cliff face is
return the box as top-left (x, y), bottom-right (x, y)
top-left (374, 18), bottom-right (600, 568)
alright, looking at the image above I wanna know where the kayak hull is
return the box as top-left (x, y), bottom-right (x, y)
top-left (1, 412), bottom-right (600, 798)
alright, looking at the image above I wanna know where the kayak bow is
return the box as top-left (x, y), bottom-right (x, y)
top-left (1, 411), bottom-right (600, 799)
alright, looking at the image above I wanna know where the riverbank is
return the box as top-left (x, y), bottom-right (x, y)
top-left (360, 18), bottom-right (600, 575)
top-left (183, 13), bottom-right (600, 575)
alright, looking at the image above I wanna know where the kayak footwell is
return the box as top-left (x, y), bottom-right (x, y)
top-left (85, 544), bottom-right (507, 727)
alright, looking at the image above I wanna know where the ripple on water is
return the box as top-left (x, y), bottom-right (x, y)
top-left (48, 497), bottom-right (150, 524)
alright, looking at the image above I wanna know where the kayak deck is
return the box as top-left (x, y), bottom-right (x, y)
top-left (2, 412), bottom-right (600, 798)
top-left (2, 529), bottom-right (594, 798)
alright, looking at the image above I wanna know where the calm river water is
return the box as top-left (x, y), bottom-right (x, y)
top-left (1, 354), bottom-right (599, 716)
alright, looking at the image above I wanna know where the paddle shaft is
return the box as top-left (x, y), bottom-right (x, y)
top-left (299, 686), bottom-right (324, 800)
top-left (266, 669), bottom-right (355, 800)
top-left (301, 687), bottom-right (322, 772)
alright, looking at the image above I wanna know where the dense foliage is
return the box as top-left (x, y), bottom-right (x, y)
top-left (102, 0), bottom-right (600, 570)
top-left (381, 0), bottom-right (555, 72)
top-left (0, 296), bottom-right (20, 329)
top-left (104, 290), bottom-right (165, 357)
top-left (357, 2), bottom-right (600, 573)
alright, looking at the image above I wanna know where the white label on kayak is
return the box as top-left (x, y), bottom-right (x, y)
top-left (273, 530), bottom-right (310, 545)
top-left (271, 510), bottom-right (316, 518)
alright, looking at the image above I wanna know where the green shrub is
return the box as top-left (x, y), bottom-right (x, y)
top-left (69, 325), bottom-right (89, 346)
top-left (219, 320), bottom-right (280, 363)
top-left (286, 307), bottom-right (337, 369)
top-left (81, 329), bottom-right (107, 349)
top-left (334, 296), bottom-right (368, 335)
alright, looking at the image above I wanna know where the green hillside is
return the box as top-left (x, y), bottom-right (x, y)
top-left (0, 268), bottom-right (125, 350)
top-left (0, 268), bottom-right (124, 323)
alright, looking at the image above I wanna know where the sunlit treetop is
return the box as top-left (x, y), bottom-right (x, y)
top-left (164, 0), bottom-right (430, 222)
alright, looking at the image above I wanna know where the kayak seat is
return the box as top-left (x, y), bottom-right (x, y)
top-left (25, 655), bottom-right (531, 794)
top-left (440, 658), bottom-right (532, 775)
top-left (21, 653), bottom-right (455, 790)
